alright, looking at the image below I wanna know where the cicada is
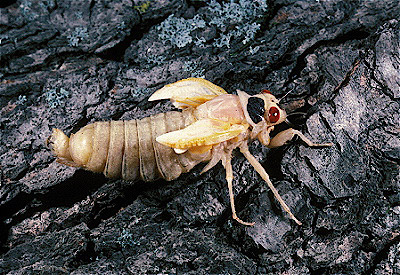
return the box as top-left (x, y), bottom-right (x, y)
top-left (49, 78), bottom-right (332, 226)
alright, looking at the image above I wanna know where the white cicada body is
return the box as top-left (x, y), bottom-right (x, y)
top-left (49, 78), bottom-right (332, 226)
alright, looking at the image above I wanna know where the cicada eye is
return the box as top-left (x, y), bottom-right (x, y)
top-left (268, 107), bottom-right (280, 123)
top-left (247, 97), bottom-right (265, 124)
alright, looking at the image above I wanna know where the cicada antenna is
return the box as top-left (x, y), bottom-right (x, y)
top-left (277, 89), bottom-right (294, 103)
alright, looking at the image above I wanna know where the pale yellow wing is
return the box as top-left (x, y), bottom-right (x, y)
top-left (156, 119), bottom-right (248, 149)
top-left (148, 78), bottom-right (227, 109)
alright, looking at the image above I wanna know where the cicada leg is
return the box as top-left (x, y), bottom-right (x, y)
top-left (224, 153), bottom-right (255, 226)
top-left (268, 128), bottom-right (333, 148)
top-left (240, 144), bottom-right (302, 226)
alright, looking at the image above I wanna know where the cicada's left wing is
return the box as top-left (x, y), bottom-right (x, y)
top-left (149, 78), bottom-right (227, 109)
top-left (156, 119), bottom-right (248, 154)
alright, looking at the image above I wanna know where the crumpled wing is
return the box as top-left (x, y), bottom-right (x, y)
top-left (148, 78), bottom-right (227, 109)
top-left (156, 119), bottom-right (248, 149)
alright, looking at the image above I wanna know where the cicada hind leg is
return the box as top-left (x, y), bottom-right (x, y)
top-left (239, 143), bottom-right (302, 226)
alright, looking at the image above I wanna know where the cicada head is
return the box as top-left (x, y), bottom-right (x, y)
top-left (237, 89), bottom-right (287, 128)
top-left (258, 90), bottom-right (287, 126)
top-left (237, 89), bottom-right (287, 145)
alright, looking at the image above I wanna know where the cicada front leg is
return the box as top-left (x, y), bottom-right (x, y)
top-left (268, 128), bottom-right (333, 148)
top-left (239, 143), bottom-right (303, 225)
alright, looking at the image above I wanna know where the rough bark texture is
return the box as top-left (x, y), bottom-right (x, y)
top-left (1, 0), bottom-right (399, 274)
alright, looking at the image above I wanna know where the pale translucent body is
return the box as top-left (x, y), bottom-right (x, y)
top-left (50, 78), bottom-right (333, 226)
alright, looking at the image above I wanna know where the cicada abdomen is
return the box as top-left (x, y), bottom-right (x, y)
top-left (49, 109), bottom-right (207, 181)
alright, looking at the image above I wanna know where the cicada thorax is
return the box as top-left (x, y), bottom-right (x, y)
top-left (51, 109), bottom-right (208, 182)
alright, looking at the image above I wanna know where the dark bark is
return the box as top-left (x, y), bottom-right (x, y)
top-left (1, 0), bottom-right (399, 274)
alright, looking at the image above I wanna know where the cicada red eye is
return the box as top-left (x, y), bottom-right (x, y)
top-left (262, 89), bottom-right (271, 94)
top-left (268, 107), bottom-right (280, 123)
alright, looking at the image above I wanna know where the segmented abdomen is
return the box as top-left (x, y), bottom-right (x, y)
top-left (81, 110), bottom-right (201, 181)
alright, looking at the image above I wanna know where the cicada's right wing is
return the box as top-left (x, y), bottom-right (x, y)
top-left (148, 78), bottom-right (227, 109)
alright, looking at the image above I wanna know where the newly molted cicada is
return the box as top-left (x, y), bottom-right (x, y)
top-left (49, 78), bottom-right (332, 225)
